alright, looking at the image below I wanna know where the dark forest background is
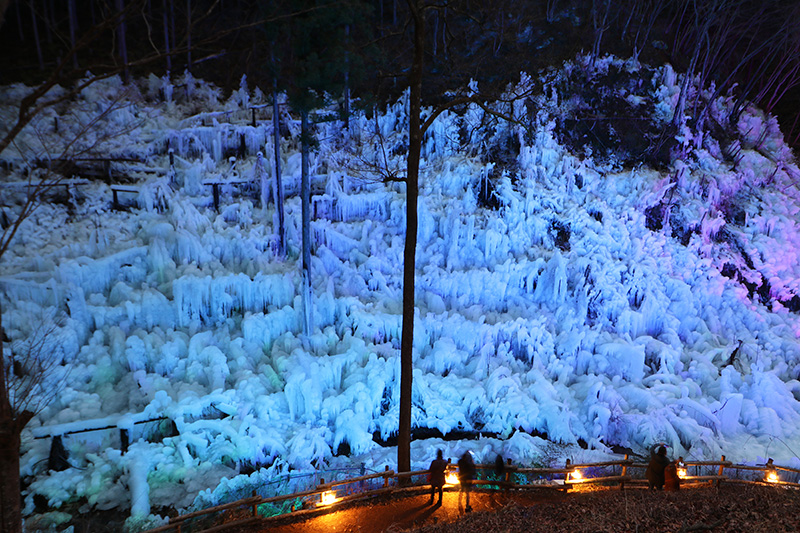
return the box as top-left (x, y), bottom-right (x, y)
top-left (1, 0), bottom-right (799, 151)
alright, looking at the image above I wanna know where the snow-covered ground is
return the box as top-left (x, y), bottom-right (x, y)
top-left (2, 56), bottom-right (800, 530)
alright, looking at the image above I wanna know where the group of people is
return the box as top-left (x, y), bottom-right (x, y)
top-left (428, 449), bottom-right (476, 511)
top-left (428, 442), bottom-right (680, 510)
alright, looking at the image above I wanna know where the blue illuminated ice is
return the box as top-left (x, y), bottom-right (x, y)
top-left (2, 56), bottom-right (800, 525)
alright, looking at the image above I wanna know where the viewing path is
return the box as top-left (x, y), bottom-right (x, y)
top-left (246, 489), bottom-right (564, 533)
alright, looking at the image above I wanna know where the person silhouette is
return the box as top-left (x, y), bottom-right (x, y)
top-left (457, 451), bottom-right (476, 512)
top-left (646, 444), bottom-right (670, 490)
top-left (428, 449), bottom-right (447, 505)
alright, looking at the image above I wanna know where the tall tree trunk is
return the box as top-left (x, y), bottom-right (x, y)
top-left (1, 291), bottom-right (8, 425)
top-left (162, 0), bottom-right (171, 73)
top-left (0, 303), bottom-right (32, 533)
top-left (398, 0), bottom-right (425, 477)
top-left (186, 0), bottom-right (192, 70)
top-left (301, 109), bottom-right (313, 336)
top-left (30, 1), bottom-right (44, 70)
top-left (42, 0), bottom-right (52, 44)
top-left (0, 1), bottom-right (9, 31)
top-left (344, 25), bottom-right (350, 129)
top-left (67, 0), bottom-right (78, 68)
top-left (14, 0), bottom-right (23, 41)
top-left (169, 0), bottom-right (176, 54)
top-left (0, 422), bottom-right (24, 533)
top-left (116, 0), bottom-right (129, 82)
top-left (672, 30), bottom-right (702, 129)
top-left (273, 86), bottom-right (286, 257)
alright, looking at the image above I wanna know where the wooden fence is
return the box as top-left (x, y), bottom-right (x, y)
top-left (142, 456), bottom-right (800, 533)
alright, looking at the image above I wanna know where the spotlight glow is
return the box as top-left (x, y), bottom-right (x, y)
top-left (319, 491), bottom-right (338, 506)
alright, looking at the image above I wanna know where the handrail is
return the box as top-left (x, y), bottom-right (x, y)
top-left (169, 497), bottom-right (261, 524)
top-left (142, 456), bottom-right (800, 533)
top-left (563, 460), bottom-right (633, 468)
top-left (317, 469), bottom-right (396, 490)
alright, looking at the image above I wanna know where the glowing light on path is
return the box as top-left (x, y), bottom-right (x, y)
top-left (319, 491), bottom-right (338, 506)
top-left (445, 472), bottom-right (460, 486)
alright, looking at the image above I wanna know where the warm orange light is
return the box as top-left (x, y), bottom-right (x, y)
top-left (445, 472), bottom-right (460, 486)
top-left (319, 491), bottom-right (338, 506)
top-left (677, 467), bottom-right (688, 479)
top-left (569, 469), bottom-right (583, 482)
top-left (766, 471), bottom-right (779, 483)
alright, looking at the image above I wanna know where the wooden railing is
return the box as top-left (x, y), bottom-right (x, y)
top-left (142, 456), bottom-right (800, 533)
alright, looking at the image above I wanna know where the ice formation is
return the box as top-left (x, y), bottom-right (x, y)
top-left (2, 56), bottom-right (800, 527)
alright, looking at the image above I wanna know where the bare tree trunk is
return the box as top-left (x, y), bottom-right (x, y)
top-left (42, 0), bottom-right (52, 44)
top-left (432, 11), bottom-right (437, 57)
top-left (398, 0), bottom-right (425, 477)
top-left (343, 25), bottom-right (350, 129)
top-left (0, 303), bottom-right (7, 443)
top-left (591, 0), bottom-right (611, 66)
top-left (30, 0), bottom-right (44, 70)
top-left (546, 0), bottom-right (558, 22)
top-left (672, 28), bottom-right (702, 129)
top-left (186, 0), bottom-right (192, 70)
top-left (68, 0), bottom-right (78, 68)
top-left (0, 422), bottom-right (23, 533)
top-left (301, 109), bottom-right (313, 336)
top-left (162, 0), bottom-right (172, 72)
top-left (169, 0), bottom-right (176, 54)
top-left (0, 0), bottom-right (12, 31)
top-left (14, 0), bottom-right (23, 40)
top-left (273, 83), bottom-right (285, 257)
top-left (116, 0), bottom-right (129, 82)
top-left (0, 303), bottom-right (32, 533)
top-left (671, 2), bottom-right (712, 130)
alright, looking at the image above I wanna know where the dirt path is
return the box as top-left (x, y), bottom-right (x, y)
top-left (231, 483), bottom-right (800, 533)
top-left (254, 488), bottom-right (566, 533)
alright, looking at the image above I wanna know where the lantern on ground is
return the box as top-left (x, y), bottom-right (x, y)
top-left (765, 459), bottom-right (779, 484)
top-left (569, 469), bottom-right (583, 482)
top-left (677, 458), bottom-right (687, 479)
top-left (319, 490), bottom-right (338, 506)
top-left (445, 471), bottom-right (460, 485)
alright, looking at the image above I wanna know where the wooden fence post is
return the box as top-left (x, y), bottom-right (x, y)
top-left (717, 455), bottom-right (725, 488)
top-left (252, 490), bottom-right (258, 518)
top-left (120, 428), bottom-right (129, 454)
top-left (383, 465), bottom-right (390, 488)
top-left (505, 458), bottom-right (512, 495)
top-left (565, 459), bottom-right (572, 489)
top-left (620, 454), bottom-right (628, 490)
top-left (212, 183), bottom-right (220, 211)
